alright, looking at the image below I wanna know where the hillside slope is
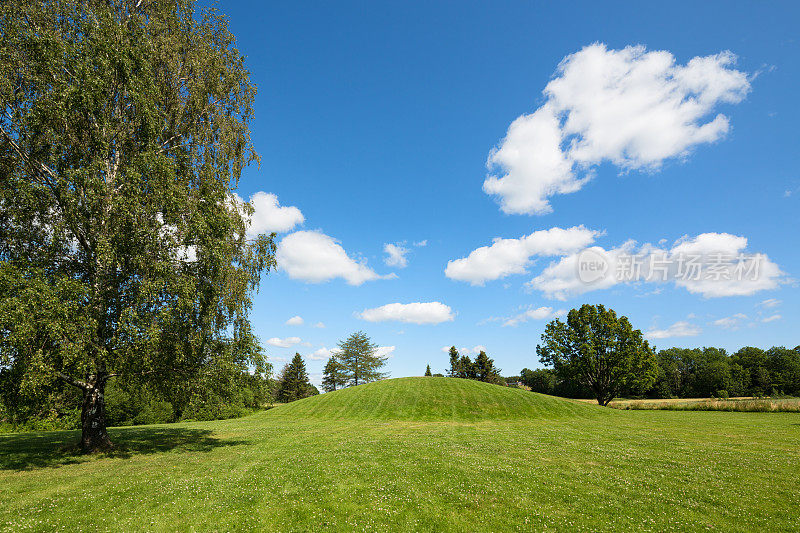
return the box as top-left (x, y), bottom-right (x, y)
top-left (267, 376), bottom-right (604, 421)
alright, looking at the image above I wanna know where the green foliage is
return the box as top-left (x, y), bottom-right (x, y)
top-left (519, 368), bottom-right (557, 395)
top-left (537, 304), bottom-right (657, 405)
top-left (447, 346), bottom-right (459, 377)
top-left (336, 332), bottom-right (388, 387)
top-left (275, 354), bottom-right (315, 403)
top-left (473, 351), bottom-right (502, 384)
top-left (647, 345), bottom-right (800, 399)
top-left (424, 364), bottom-right (432, 377)
top-left (0, 0), bottom-right (274, 447)
top-left (321, 356), bottom-right (346, 392)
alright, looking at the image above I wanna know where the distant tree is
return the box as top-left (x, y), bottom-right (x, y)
top-left (474, 351), bottom-right (501, 383)
top-left (766, 347), bottom-right (800, 396)
top-left (0, 0), bottom-right (273, 451)
top-left (321, 357), bottom-right (346, 392)
top-left (337, 332), bottom-right (388, 386)
top-left (537, 304), bottom-right (657, 406)
top-left (424, 364), bottom-right (432, 376)
top-left (276, 354), bottom-right (314, 403)
top-left (447, 347), bottom-right (459, 377)
top-left (519, 368), bottom-right (557, 395)
top-left (457, 355), bottom-right (476, 379)
top-left (731, 346), bottom-right (769, 395)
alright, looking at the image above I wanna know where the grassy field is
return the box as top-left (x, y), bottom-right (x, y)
top-left (1, 377), bottom-right (799, 532)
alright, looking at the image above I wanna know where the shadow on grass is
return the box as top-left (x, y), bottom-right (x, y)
top-left (0, 425), bottom-right (248, 471)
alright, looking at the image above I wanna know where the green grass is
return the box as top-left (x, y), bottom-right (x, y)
top-left (1, 377), bottom-right (799, 532)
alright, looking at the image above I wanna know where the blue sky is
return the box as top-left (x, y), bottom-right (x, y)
top-left (212, 1), bottom-right (799, 384)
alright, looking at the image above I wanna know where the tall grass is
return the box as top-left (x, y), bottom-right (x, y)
top-left (619, 397), bottom-right (800, 412)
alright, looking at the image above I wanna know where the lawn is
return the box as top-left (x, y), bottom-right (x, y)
top-left (1, 377), bottom-right (798, 532)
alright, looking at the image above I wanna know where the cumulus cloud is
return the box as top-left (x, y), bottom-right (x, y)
top-left (384, 243), bottom-right (410, 268)
top-left (285, 315), bottom-right (304, 326)
top-left (277, 230), bottom-right (391, 285)
top-left (266, 336), bottom-right (302, 348)
top-left (762, 314), bottom-right (782, 323)
top-left (445, 226), bottom-right (600, 285)
top-left (528, 232), bottom-right (784, 300)
top-left (645, 321), bottom-right (702, 340)
top-left (358, 302), bottom-right (455, 325)
top-left (414, 240), bottom-right (428, 247)
top-left (309, 347), bottom-right (334, 360)
top-left (376, 346), bottom-right (396, 359)
top-left (234, 192), bottom-right (304, 237)
top-left (485, 43), bottom-right (750, 214)
top-left (502, 306), bottom-right (566, 327)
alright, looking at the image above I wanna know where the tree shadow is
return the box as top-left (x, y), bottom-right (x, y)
top-left (0, 425), bottom-right (249, 471)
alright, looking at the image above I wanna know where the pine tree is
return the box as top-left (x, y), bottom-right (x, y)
top-left (337, 331), bottom-right (388, 386)
top-left (474, 351), bottom-right (502, 383)
top-left (424, 364), bottom-right (432, 376)
top-left (322, 357), bottom-right (346, 392)
top-left (276, 353), bottom-right (312, 403)
top-left (448, 346), bottom-right (460, 377)
top-left (458, 355), bottom-right (476, 379)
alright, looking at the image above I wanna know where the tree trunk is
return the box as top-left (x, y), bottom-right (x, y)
top-left (80, 380), bottom-right (113, 453)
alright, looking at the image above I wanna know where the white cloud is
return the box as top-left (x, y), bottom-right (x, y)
top-left (645, 321), bottom-right (702, 340)
top-left (502, 306), bottom-right (566, 327)
top-left (758, 298), bottom-right (781, 309)
top-left (414, 240), bottom-right (428, 247)
top-left (359, 302), bottom-right (455, 325)
top-left (313, 322), bottom-right (326, 328)
top-left (376, 346), bottom-right (396, 359)
top-left (384, 243), bottom-right (409, 268)
top-left (276, 230), bottom-right (391, 285)
top-left (309, 347), bottom-right (334, 360)
top-left (266, 336), bottom-right (302, 348)
top-left (237, 192), bottom-right (304, 237)
top-left (528, 232), bottom-right (784, 300)
top-left (440, 345), bottom-right (487, 355)
top-left (445, 226), bottom-right (600, 285)
top-left (762, 314), bottom-right (782, 323)
top-left (485, 43), bottom-right (750, 214)
top-left (285, 315), bottom-right (304, 326)
top-left (712, 313), bottom-right (748, 330)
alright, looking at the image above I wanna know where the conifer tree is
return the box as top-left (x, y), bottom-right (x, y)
top-left (458, 355), bottom-right (476, 379)
top-left (322, 356), bottom-right (346, 392)
top-left (448, 346), bottom-right (460, 377)
top-left (337, 332), bottom-right (388, 386)
top-left (424, 364), bottom-right (432, 376)
top-left (276, 353), bottom-right (312, 403)
top-left (474, 351), bottom-right (501, 383)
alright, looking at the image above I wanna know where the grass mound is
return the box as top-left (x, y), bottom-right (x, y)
top-left (267, 376), bottom-right (602, 421)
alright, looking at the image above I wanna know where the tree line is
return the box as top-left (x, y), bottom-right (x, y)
top-left (516, 345), bottom-right (800, 400)
top-left (511, 304), bottom-right (799, 401)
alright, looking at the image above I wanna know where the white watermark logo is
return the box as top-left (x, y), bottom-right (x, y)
top-left (577, 249), bottom-right (609, 283)
top-left (576, 251), bottom-right (764, 285)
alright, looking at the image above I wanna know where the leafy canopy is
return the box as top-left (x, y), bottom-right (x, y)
top-left (0, 0), bottom-right (274, 446)
top-left (536, 304), bottom-right (657, 405)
